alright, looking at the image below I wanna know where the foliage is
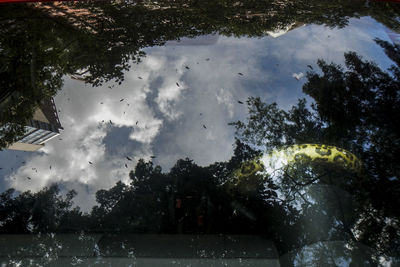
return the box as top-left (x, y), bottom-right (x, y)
top-left (0, 185), bottom-right (80, 233)
top-left (230, 41), bottom-right (400, 260)
top-left (1, 0), bottom-right (400, 149)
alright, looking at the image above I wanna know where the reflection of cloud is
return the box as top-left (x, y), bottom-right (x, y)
top-left (129, 119), bottom-right (163, 144)
top-left (1, 17), bottom-right (393, 211)
top-left (292, 72), bottom-right (304, 81)
top-left (149, 37), bottom-right (268, 168)
top-left (155, 79), bottom-right (186, 120)
top-left (216, 88), bottom-right (235, 118)
top-left (4, 55), bottom-right (173, 203)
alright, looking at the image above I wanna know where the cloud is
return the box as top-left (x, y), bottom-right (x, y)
top-left (292, 72), bottom-right (304, 81)
top-left (216, 88), bottom-right (235, 118)
top-left (1, 17), bottom-right (392, 211)
top-left (3, 55), bottom-right (172, 201)
top-left (155, 75), bottom-right (187, 120)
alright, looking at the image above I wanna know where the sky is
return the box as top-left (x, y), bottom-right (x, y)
top-left (0, 16), bottom-right (395, 211)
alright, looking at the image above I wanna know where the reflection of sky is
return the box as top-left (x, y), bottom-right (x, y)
top-left (0, 17), bottom-right (395, 211)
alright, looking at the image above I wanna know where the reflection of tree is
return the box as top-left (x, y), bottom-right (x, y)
top-left (0, 143), bottom-right (397, 264)
top-left (0, 143), bottom-right (375, 259)
top-left (230, 40), bottom-right (400, 262)
top-left (87, 145), bottom-right (285, 236)
top-left (0, 185), bottom-right (81, 233)
top-left (0, 139), bottom-right (288, 235)
top-left (1, 0), bottom-right (400, 149)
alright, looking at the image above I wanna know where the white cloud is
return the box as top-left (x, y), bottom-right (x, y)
top-left (292, 72), bottom-right (304, 81)
top-left (216, 88), bottom-right (235, 118)
top-left (155, 78), bottom-right (187, 120)
top-left (129, 119), bottom-right (163, 144)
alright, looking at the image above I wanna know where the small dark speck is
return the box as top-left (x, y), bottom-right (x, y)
top-left (89, 161), bottom-right (93, 165)
top-left (50, 166), bottom-right (52, 170)
top-left (120, 99), bottom-right (124, 102)
top-left (125, 164), bottom-right (128, 168)
top-left (138, 76), bottom-right (143, 79)
top-left (59, 138), bottom-right (63, 140)
top-left (126, 156), bottom-right (132, 161)
top-left (150, 156), bottom-right (156, 159)
top-left (176, 82), bottom-right (180, 87)
top-left (307, 65), bottom-right (313, 70)
top-left (100, 102), bottom-right (103, 104)
top-left (136, 121), bottom-right (139, 125)
top-left (238, 73), bottom-right (243, 76)
top-left (27, 177), bottom-right (31, 180)
top-left (109, 120), bottom-right (113, 125)
top-left (238, 101), bottom-right (244, 104)
top-left (185, 66), bottom-right (190, 70)
top-left (203, 125), bottom-right (207, 129)
top-left (205, 58), bottom-right (210, 61)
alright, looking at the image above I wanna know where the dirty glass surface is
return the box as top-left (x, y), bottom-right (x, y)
top-left (0, 1), bottom-right (399, 266)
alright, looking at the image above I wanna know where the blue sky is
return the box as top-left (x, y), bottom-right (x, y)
top-left (0, 16), bottom-right (396, 211)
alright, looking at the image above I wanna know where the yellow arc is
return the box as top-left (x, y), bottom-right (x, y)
top-left (233, 144), bottom-right (362, 186)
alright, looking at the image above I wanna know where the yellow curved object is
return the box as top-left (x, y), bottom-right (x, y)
top-left (233, 144), bottom-right (362, 185)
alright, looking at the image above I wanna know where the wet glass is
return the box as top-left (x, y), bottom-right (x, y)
top-left (0, 0), bottom-right (399, 266)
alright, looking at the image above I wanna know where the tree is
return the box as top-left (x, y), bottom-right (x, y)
top-left (230, 41), bottom-right (400, 261)
top-left (0, 185), bottom-right (80, 233)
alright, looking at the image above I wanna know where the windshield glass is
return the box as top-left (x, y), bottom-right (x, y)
top-left (0, 1), bottom-right (399, 266)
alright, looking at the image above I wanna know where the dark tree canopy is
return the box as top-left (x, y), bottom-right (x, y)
top-left (230, 40), bottom-right (400, 260)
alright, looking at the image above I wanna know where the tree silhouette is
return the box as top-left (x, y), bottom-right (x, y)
top-left (0, 185), bottom-right (80, 233)
top-left (230, 40), bottom-right (400, 261)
